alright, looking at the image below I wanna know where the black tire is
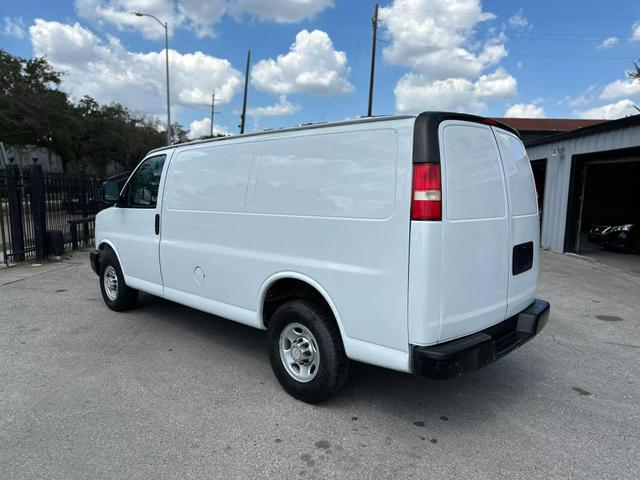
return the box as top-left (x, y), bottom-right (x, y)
top-left (267, 299), bottom-right (350, 404)
top-left (99, 249), bottom-right (139, 312)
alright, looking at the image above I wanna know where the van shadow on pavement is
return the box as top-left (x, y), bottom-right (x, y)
top-left (135, 292), bottom-right (547, 424)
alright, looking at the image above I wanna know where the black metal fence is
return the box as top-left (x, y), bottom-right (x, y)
top-left (0, 165), bottom-right (103, 265)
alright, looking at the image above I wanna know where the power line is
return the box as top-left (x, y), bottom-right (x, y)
top-left (376, 6), bottom-right (637, 22)
top-left (376, 20), bottom-right (638, 42)
top-left (375, 38), bottom-right (635, 61)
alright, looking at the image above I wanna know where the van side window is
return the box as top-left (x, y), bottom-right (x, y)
top-left (123, 155), bottom-right (166, 208)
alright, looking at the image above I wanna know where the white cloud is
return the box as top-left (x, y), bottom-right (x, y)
top-left (29, 19), bottom-right (243, 122)
top-left (2, 17), bottom-right (25, 38)
top-left (632, 21), bottom-right (640, 42)
top-left (75, 0), bottom-right (179, 40)
top-left (188, 117), bottom-right (230, 139)
top-left (577, 99), bottom-right (639, 119)
top-left (75, 0), bottom-right (333, 39)
top-left (474, 68), bottom-right (517, 98)
top-left (228, 0), bottom-right (333, 23)
top-left (508, 9), bottom-right (531, 31)
top-left (247, 95), bottom-right (300, 117)
top-left (597, 36), bottom-right (618, 50)
top-left (505, 103), bottom-right (545, 118)
top-left (394, 68), bottom-right (517, 114)
top-left (179, 0), bottom-right (227, 38)
top-left (600, 78), bottom-right (640, 99)
top-left (379, 0), bottom-right (505, 80)
top-left (561, 85), bottom-right (598, 108)
top-left (251, 29), bottom-right (352, 95)
top-left (380, 0), bottom-right (517, 114)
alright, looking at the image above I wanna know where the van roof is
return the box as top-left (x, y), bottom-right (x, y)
top-left (147, 111), bottom-right (520, 156)
top-left (147, 114), bottom-right (415, 155)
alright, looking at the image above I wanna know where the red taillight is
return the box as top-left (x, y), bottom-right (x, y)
top-left (411, 163), bottom-right (441, 221)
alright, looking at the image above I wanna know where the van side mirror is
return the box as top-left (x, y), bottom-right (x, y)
top-left (102, 181), bottom-right (120, 204)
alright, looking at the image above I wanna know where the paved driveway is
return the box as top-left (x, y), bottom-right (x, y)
top-left (1, 251), bottom-right (638, 479)
top-left (579, 241), bottom-right (640, 277)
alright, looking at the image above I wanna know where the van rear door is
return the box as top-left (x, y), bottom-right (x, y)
top-left (493, 128), bottom-right (539, 317)
top-left (438, 121), bottom-right (509, 342)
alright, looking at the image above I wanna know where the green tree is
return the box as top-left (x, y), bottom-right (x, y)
top-left (0, 49), bottom-right (74, 162)
top-left (630, 61), bottom-right (640, 80)
top-left (169, 122), bottom-right (189, 144)
top-left (0, 49), bottom-right (166, 174)
top-left (66, 96), bottom-right (166, 174)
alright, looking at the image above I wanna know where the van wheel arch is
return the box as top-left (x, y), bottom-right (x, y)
top-left (97, 241), bottom-right (121, 271)
top-left (261, 277), bottom-right (343, 335)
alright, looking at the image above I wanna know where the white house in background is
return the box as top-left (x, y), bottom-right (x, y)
top-left (1, 144), bottom-right (123, 177)
top-left (1, 145), bottom-right (64, 172)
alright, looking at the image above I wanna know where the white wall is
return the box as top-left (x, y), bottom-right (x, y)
top-left (3, 146), bottom-right (63, 172)
top-left (2, 145), bottom-right (125, 176)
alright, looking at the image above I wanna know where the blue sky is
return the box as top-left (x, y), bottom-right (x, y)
top-left (1, 0), bottom-right (640, 137)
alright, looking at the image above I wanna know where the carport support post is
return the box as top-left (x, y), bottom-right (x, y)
top-left (6, 165), bottom-right (25, 262)
top-left (29, 165), bottom-right (47, 260)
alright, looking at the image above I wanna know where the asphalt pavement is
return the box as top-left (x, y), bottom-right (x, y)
top-left (0, 251), bottom-right (638, 479)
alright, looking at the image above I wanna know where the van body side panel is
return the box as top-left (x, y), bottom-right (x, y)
top-left (160, 143), bottom-right (257, 319)
top-left (438, 121), bottom-right (510, 342)
top-left (407, 222), bottom-right (442, 346)
top-left (159, 122), bottom-right (413, 361)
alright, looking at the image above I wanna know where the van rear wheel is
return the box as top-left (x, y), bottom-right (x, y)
top-left (99, 250), bottom-right (138, 311)
top-left (267, 299), bottom-right (350, 403)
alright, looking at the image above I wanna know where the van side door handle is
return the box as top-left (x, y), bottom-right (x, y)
top-left (155, 214), bottom-right (160, 235)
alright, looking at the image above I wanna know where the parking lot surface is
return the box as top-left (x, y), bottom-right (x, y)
top-left (1, 251), bottom-right (638, 479)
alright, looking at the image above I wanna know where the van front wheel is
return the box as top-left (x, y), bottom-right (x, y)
top-left (99, 250), bottom-right (138, 312)
top-left (267, 300), bottom-right (350, 403)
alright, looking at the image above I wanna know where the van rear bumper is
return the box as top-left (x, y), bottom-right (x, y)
top-left (412, 299), bottom-right (550, 380)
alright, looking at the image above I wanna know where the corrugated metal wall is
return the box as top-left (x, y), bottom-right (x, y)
top-left (527, 124), bottom-right (640, 252)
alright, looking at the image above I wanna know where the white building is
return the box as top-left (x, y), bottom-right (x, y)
top-left (525, 115), bottom-right (640, 254)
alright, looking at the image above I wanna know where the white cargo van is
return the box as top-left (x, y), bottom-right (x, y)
top-left (91, 112), bottom-right (549, 403)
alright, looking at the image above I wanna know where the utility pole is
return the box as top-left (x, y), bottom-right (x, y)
top-left (367, 3), bottom-right (379, 117)
top-left (164, 21), bottom-right (171, 144)
top-left (239, 50), bottom-right (251, 134)
top-left (210, 92), bottom-right (217, 136)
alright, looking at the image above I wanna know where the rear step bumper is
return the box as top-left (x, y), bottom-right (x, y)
top-left (412, 299), bottom-right (550, 380)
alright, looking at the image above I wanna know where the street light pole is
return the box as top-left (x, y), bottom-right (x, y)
top-left (132, 12), bottom-right (172, 146)
top-left (164, 21), bottom-right (171, 145)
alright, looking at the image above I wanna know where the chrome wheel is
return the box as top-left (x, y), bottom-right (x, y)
top-left (103, 265), bottom-right (119, 301)
top-left (279, 323), bottom-right (320, 382)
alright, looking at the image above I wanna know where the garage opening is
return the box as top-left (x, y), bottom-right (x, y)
top-left (565, 148), bottom-right (640, 270)
top-left (530, 159), bottom-right (546, 223)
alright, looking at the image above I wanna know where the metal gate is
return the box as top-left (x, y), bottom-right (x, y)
top-left (0, 165), bottom-right (103, 265)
